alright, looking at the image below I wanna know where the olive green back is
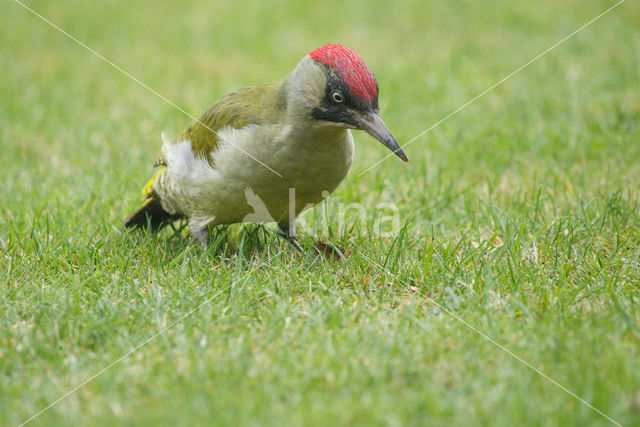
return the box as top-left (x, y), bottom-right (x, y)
top-left (178, 81), bottom-right (287, 159)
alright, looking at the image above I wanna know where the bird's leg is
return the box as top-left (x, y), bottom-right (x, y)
top-left (277, 220), bottom-right (303, 252)
top-left (189, 218), bottom-right (211, 248)
top-left (191, 228), bottom-right (210, 248)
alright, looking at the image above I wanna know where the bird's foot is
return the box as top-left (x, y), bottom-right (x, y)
top-left (277, 227), bottom-right (303, 252)
top-left (277, 227), bottom-right (348, 262)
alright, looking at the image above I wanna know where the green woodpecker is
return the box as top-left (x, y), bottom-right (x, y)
top-left (124, 44), bottom-right (408, 249)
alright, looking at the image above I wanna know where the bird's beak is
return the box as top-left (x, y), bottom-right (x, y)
top-left (355, 111), bottom-right (408, 162)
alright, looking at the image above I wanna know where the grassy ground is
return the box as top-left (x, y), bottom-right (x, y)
top-left (2, 0), bottom-right (640, 425)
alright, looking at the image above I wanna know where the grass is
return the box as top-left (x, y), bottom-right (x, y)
top-left (2, 0), bottom-right (640, 425)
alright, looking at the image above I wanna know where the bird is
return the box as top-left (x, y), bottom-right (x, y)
top-left (124, 44), bottom-right (408, 250)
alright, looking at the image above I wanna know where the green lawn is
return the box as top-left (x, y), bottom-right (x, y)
top-left (2, 0), bottom-right (640, 425)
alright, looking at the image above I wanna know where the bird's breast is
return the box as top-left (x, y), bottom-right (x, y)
top-left (212, 124), bottom-right (354, 222)
top-left (278, 126), bottom-right (354, 196)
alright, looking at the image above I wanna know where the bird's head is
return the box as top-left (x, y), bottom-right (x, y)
top-left (284, 44), bottom-right (408, 162)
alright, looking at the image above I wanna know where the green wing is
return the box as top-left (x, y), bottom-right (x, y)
top-left (177, 81), bottom-right (286, 160)
top-left (127, 82), bottom-right (286, 229)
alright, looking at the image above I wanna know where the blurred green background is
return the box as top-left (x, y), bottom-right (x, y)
top-left (1, 0), bottom-right (639, 425)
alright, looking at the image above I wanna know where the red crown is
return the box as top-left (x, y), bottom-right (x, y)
top-left (309, 44), bottom-right (378, 102)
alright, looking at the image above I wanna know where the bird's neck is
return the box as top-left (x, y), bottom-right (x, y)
top-left (282, 56), bottom-right (327, 125)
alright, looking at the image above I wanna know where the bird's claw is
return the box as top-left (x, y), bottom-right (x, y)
top-left (278, 227), bottom-right (303, 252)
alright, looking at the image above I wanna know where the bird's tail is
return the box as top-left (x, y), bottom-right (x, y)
top-left (124, 167), bottom-right (182, 231)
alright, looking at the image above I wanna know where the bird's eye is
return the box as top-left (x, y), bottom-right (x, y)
top-left (331, 91), bottom-right (344, 103)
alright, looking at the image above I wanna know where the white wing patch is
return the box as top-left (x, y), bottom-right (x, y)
top-left (162, 132), bottom-right (218, 184)
top-left (157, 127), bottom-right (264, 225)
